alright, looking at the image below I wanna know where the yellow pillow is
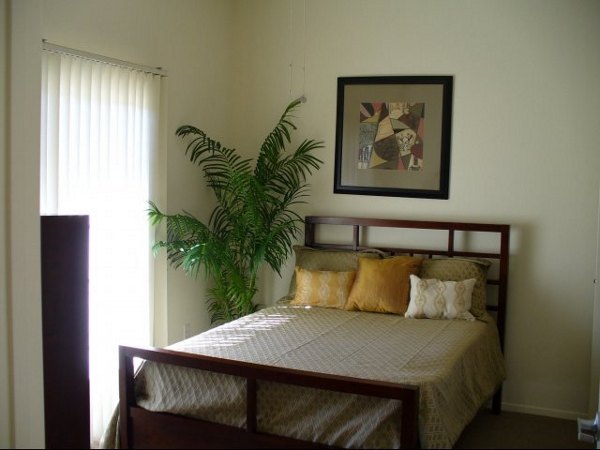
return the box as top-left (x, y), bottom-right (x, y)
top-left (290, 267), bottom-right (357, 309)
top-left (346, 256), bottom-right (423, 315)
top-left (287, 245), bottom-right (384, 298)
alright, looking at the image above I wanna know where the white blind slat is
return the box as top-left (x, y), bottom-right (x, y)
top-left (40, 47), bottom-right (161, 446)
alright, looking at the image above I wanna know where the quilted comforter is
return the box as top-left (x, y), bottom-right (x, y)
top-left (101, 305), bottom-right (505, 448)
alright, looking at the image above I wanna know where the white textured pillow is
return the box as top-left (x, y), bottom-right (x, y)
top-left (406, 275), bottom-right (476, 321)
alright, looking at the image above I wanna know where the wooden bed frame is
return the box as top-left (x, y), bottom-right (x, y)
top-left (119, 216), bottom-right (510, 449)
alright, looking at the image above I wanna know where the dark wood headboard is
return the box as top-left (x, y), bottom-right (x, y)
top-left (303, 216), bottom-right (511, 351)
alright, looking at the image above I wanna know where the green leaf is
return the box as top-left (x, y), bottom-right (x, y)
top-left (150, 100), bottom-right (323, 324)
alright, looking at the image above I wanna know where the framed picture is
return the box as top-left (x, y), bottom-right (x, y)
top-left (334, 76), bottom-right (453, 199)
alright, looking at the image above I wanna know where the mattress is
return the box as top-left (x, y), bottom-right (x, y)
top-left (101, 304), bottom-right (505, 448)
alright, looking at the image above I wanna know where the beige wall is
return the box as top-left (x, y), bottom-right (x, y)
top-left (8, 1), bottom-right (45, 447)
top-left (0, 1), bottom-right (12, 447)
top-left (38, 0), bottom-right (234, 344)
top-left (4, 0), bottom-right (600, 446)
top-left (231, 0), bottom-right (600, 419)
top-left (6, 0), bottom-right (234, 445)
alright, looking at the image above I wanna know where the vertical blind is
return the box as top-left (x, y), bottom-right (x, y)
top-left (40, 46), bottom-right (162, 445)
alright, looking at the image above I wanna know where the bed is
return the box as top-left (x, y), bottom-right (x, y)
top-left (105, 215), bottom-right (510, 449)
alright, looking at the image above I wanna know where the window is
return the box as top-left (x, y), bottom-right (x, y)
top-left (40, 44), bottom-right (163, 445)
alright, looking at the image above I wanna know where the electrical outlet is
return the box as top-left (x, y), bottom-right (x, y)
top-left (183, 323), bottom-right (191, 339)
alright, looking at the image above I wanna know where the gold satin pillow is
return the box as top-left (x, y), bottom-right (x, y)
top-left (346, 256), bottom-right (423, 315)
top-left (290, 267), bottom-right (357, 309)
top-left (288, 245), bottom-right (385, 298)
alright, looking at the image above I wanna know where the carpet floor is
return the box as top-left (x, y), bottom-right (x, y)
top-left (454, 409), bottom-right (596, 449)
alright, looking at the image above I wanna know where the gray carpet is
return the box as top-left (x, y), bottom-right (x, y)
top-left (454, 409), bottom-right (596, 449)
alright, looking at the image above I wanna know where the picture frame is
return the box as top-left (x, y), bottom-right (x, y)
top-left (334, 76), bottom-right (453, 199)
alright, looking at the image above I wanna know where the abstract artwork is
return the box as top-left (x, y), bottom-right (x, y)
top-left (358, 102), bottom-right (424, 171)
top-left (334, 76), bottom-right (453, 199)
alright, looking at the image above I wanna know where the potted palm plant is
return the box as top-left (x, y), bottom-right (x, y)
top-left (148, 99), bottom-right (323, 324)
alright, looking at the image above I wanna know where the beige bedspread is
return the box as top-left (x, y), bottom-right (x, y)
top-left (101, 305), bottom-right (505, 448)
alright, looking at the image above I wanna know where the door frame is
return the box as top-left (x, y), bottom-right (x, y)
top-left (590, 185), bottom-right (600, 416)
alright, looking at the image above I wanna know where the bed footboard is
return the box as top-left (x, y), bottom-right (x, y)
top-left (119, 345), bottom-right (420, 449)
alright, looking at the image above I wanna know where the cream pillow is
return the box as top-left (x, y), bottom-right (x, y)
top-left (419, 258), bottom-right (491, 318)
top-left (406, 274), bottom-right (476, 320)
top-left (290, 267), bottom-right (357, 309)
top-left (345, 256), bottom-right (422, 315)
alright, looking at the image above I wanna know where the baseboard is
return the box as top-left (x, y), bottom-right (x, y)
top-left (501, 401), bottom-right (588, 421)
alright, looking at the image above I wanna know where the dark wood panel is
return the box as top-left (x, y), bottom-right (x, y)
top-left (128, 407), bottom-right (331, 449)
top-left (41, 215), bottom-right (90, 449)
top-left (120, 346), bottom-right (419, 449)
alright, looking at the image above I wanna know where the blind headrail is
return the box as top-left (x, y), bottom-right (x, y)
top-left (42, 40), bottom-right (167, 77)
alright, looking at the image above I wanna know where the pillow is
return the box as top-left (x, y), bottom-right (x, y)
top-left (419, 257), bottom-right (491, 319)
top-left (290, 268), bottom-right (357, 309)
top-left (405, 275), bottom-right (476, 320)
top-left (345, 256), bottom-right (422, 315)
top-left (288, 245), bottom-right (384, 297)
top-left (276, 295), bottom-right (293, 305)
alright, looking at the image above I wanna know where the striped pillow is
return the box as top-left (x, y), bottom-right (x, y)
top-left (405, 274), bottom-right (476, 320)
top-left (419, 258), bottom-right (491, 318)
top-left (290, 267), bottom-right (357, 309)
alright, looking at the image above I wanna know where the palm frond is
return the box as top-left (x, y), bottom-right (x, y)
top-left (151, 100), bottom-right (323, 324)
top-left (255, 99), bottom-right (305, 183)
